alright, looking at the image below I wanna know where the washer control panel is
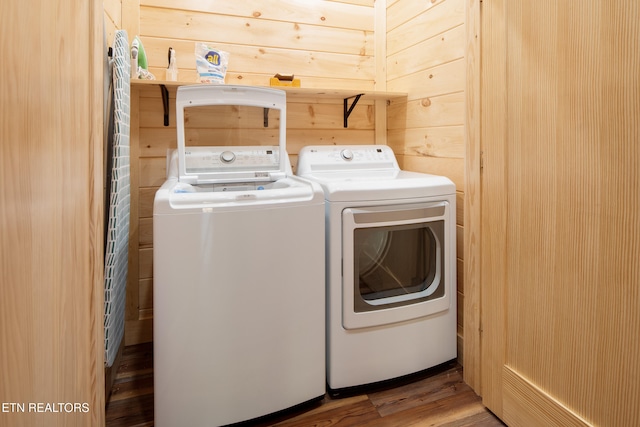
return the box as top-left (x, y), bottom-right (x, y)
top-left (184, 147), bottom-right (280, 173)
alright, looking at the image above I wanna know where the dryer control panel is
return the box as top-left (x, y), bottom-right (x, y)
top-left (296, 145), bottom-right (400, 174)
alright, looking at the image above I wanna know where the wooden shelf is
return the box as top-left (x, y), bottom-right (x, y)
top-left (130, 78), bottom-right (406, 101)
top-left (130, 79), bottom-right (406, 127)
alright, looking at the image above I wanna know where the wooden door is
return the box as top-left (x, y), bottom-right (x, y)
top-left (480, 1), bottom-right (640, 425)
top-left (0, 0), bottom-right (105, 425)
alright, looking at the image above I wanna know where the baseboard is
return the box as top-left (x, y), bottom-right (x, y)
top-left (503, 366), bottom-right (592, 427)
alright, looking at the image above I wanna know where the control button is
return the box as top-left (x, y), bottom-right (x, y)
top-left (220, 151), bottom-right (236, 163)
top-left (341, 149), bottom-right (354, 161)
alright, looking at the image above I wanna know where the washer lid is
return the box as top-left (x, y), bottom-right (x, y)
top-left (153, 175), bottom-right (324, 214)
top-left (175, 85), bottom-right (288, 184)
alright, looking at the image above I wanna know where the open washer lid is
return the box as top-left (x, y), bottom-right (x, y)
top-left (176, 85), bottom-right (287, 184)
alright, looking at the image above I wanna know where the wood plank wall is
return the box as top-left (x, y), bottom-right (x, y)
top-left (385, 0), bottom-right (466, 361)
top-left (138, 0), bottom-right (376, 90)
top-left (112, 0), bottom-right (468, 366)
top-left (103, 0), bottom-right (122, 46)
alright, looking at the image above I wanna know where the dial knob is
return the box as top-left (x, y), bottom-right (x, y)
top-left (340, 149), bottom-right (354, 161)
top-left (220, 151), bottom-right (236, 163)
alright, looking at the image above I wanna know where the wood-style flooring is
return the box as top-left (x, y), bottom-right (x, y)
top-left (105, 342), bottom-right (504, 426)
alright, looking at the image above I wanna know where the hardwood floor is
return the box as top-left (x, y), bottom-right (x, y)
top-left (105, 343), bottom-right (504, 427)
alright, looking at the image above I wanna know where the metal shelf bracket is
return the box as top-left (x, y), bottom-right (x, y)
top-left (160, 85), bottom-right (169, 126)
top-left (343, 94), bottom-right (364, 128)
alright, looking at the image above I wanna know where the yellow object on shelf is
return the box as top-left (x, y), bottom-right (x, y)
top-left (270, 73), bottom-right (301, 87)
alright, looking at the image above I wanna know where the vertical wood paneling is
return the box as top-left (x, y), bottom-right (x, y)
top-left (1, 0), bottom-right (104, 425)
top-left (482, 0), bottom-right (640, 425)
top-left (479, 0), bottom-right (508, 415)
top-left (463, 0), bottom-right (481, 393)
top-left (374, 0), bottom-right (387, 144)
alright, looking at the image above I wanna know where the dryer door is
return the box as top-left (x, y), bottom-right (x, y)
top-left (342, 202), bottom-right (452, 330)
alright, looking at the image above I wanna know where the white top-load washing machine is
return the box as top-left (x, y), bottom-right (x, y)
top-left (153, 86), bottom-right (326, 426)
top-left (297, 145), bottom-right (457, 395)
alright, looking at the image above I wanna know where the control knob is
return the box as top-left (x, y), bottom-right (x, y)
top-left (220, 150), bottom-right (236, 163)
top-left (340, 149), bottom-right (354, 161)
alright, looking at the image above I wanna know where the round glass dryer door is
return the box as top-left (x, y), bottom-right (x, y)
top-left (341, 201), bottom-right (452, 330)
top-left (354, 222), bottom-right (444, 313)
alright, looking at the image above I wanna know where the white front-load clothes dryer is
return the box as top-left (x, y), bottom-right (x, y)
top-left (297, 145), bottom-right (457, 396)
top-left (153, 86), bottom-right (325, 426)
